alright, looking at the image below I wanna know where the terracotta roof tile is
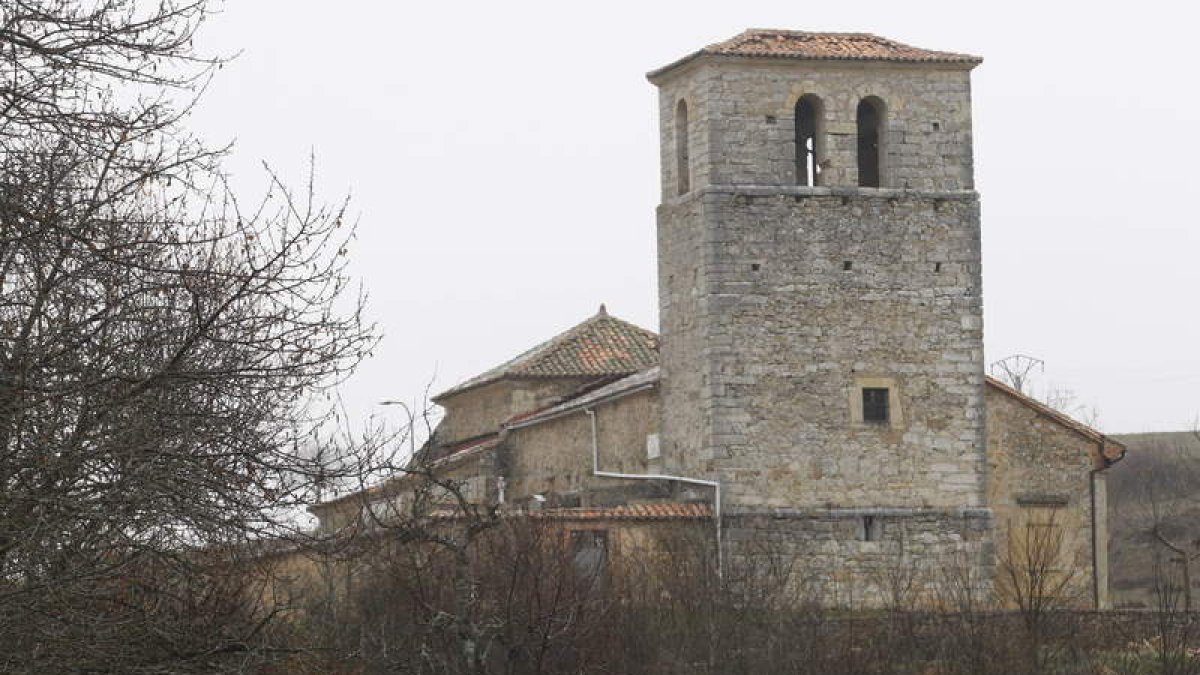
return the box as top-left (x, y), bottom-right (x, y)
top-left (530, 502), bottom-right (712, 521)
top-left (434, 306), bottom-right (659, 400)
top-left (649, 29), bottom-right (981, 80)
top-left (406, 502), bottom-right (711, 523)
top-left (318, 502), bottom-right (712, 524)
top-left (426, 435), bottom-right (501, 466)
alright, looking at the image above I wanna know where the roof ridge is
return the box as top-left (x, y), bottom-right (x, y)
top-left (649, 28), bottom-right (981, 82)
top-left (507, 311), bottom-right (657, 376)
top-left (738, 28), bottom-right (886, 39)
top-left (433, 310), bottom-right (660, 401)
top-left (984, 376), bottom-right (1122, 450)
top-left (433, 313), bottom-right (608, 400)
top-left (726, 28), bottom-right (951, 44)
top-left (506, 366), bottom-right (661, 429)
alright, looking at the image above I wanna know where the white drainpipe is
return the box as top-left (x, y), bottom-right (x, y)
top-left (584, 408), bottom-right (723, 579)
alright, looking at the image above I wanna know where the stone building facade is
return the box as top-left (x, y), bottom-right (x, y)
top-left (311, 30), bottom-right (1126, 608)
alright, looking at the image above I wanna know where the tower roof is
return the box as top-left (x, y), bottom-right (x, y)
top-left (433, 306), bottom-right (660, 401)
top-left (648, 29), bottom-right (982, 81)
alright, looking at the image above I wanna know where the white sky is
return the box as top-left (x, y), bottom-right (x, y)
top-left (191, 0), bottom-right (1200, 435)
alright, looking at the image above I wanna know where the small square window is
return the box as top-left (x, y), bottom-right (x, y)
top-left (862, 388), bottom-right (889, 424)
top-left (860, 515), bottom-right (882, 542)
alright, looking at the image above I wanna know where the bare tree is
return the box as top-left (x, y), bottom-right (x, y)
top-left (1040, 385), bottom-right (1100, 429)
top-left (989, 355), bottom-right (1100, 427)
top-left (995, 511), bottom-right (1085, 674)
top-left (1109, 430), bottom-right (1200, 610)
top-left (0, 2), bottom-right (377, 672)
top-left (306, 431), bottom-right (625, 675)
top-left (1151, 501), bottom-right (1200, 613)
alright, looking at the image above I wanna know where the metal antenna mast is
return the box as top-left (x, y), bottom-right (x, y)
top-left (989, 354), bottom-right (1044, 394)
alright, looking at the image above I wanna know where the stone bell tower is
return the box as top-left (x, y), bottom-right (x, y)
top-left (648, 30), bottom-right (992, 597)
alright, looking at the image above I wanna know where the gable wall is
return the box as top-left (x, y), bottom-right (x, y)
top-left (985, 385), bottom-right (1104, 608)
top-left (437, 378), bottom-right (596, 445)
top-left (504, 389), bottom-right (660, 505)
top-left (312, 451), bottom-right (498, 535)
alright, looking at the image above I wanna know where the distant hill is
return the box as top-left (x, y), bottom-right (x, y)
top-left (1108, 431), bottom-right (1200, 608)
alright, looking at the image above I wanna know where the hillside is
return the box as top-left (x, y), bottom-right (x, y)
top-left (1108, 431), bottom-right (1200, 608)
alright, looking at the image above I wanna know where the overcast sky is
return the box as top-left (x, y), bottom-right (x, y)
top-left (190, 0), bottom-right (1199, 435)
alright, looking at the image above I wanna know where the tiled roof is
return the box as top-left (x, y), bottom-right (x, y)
top-left (649, 29), bottom-right (981, 80)
top-left (315, 501), bottom-right (712, 523)
top-left (529, 502), bottom-right (712, 521)
top-left (434, 306), bottom-right (660, 401)
top-left (420, 434), bottom-right (501, 467)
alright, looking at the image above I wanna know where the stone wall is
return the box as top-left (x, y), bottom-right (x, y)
top-left (437, 377), bottom-right (594, 445)
top-left (659, 189), bottom-right (986, 509)
top-left (724, 508), bottom-right (994, 607)
top-left (652, 52), bottom-right (992, 604)
top-left (311, 449), bottom-right (499, 534)
top-left (546, 517), bottom-right (717, 592)
top-left (503, 388), bottom-right (660, 505)
top-left (985, 384), bottom-right (1108, 608)
top-left (654, 59), bottom-right (976, 200)
top-left (656, 193), bottom-right (711, 480)
top-left (654, 55), bottom-right (986, 513)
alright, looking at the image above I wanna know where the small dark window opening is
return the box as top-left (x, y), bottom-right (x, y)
top-left (860, 515), bottom-right (881, 541)
top-left (571, 530), bottom-right (608, 585)
top-left (750, 263), bottom-right (760, 271)
top-left (795, 95), bottom-right (821, 187)
top-left (862, 387), bottom-right (889, 424)
top-left (675, 100), bottom-right (690, 196)
top-left (934, 262), bottom-right (942, 273)
top-left (857, 98), bottom-right (884, 188)
top-left (842, 260), bottom-right (853, 271)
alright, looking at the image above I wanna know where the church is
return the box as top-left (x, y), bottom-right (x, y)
top-left (312, 29), bottom-right (1125, 608)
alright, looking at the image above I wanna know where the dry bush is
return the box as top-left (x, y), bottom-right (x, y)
top-left (297, 518), bottom-right (1200, 675)
top-left (311, 517), bottom-right (629, 675)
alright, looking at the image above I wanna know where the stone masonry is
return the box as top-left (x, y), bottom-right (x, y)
top-left (310, 30), bottom-right (1124, 610)
top-left (649, 32), bottom-right (993, 595)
